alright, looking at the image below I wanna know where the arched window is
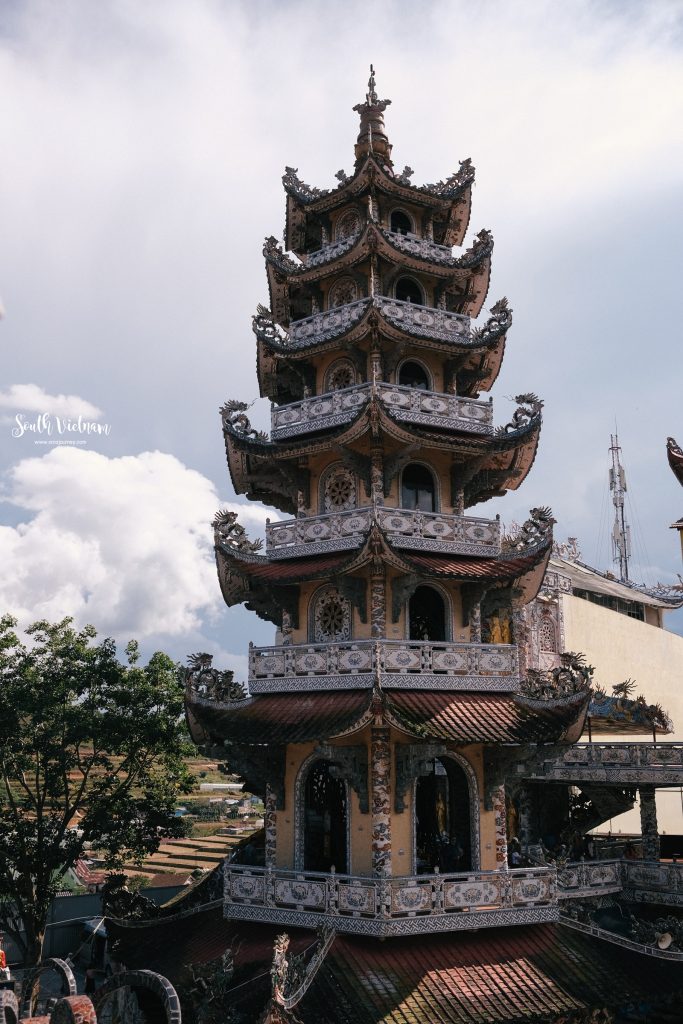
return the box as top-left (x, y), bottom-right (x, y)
top-left (395, 276), bottom-right (423, 305)
top-left (336, 210), bottom-right (361, 241)
top-left (311, 586), bottom-right (352, 643)
top-left (401, 463), bottom-right (436, 512)
top-left (328, 277), bottom-right (358, 308)
top-left (390, 210), bottom-right (412, 235)
top-left (398, 360), bottom-right (431, 390)
top-left (320, 463), bottom-right (357, 513)
top-left (415, 757), bottom-right (473, 874)
top-left (303, 760), bottom-right (348, 873)
top-left (409, 585), bottom-right (447, 642)
top-left (324, 359), bottom-right (356, 393)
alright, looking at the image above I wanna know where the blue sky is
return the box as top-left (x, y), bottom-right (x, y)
top-left (1, 0), bottom-right (682, 672)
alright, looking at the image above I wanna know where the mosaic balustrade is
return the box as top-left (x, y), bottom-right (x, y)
top-left (248, 639), bottom-right (519, 693)
top-left (518, 743), bottom-right (683, 786)
top-left (621, 859), bottom-right (683, 907)
top-left (556, 859), bottom-right (623, 899)
top-left (266, 507), bottom-right (501, 559)
top-left (286, 296), bottom-right (471, 348)
top-left (224, 864), bottom-right (557, 937)
top-left (270, 381), bottom-right (493, 440)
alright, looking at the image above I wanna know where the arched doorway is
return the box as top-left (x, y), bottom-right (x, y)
top-left (398, 360), bottom-right (430, 390)
top-left (401, 463), bottom-right (436, 512)
top-left (415, 757), bottom-right (472, 874)
top-left (303, 760), bottom-right (348, 873)
top-left (409, 585), bottom-right (447, 641)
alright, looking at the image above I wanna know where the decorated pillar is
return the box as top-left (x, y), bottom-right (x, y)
top-left (371, 726), bottom-right (392, 876)
top-left (469, 599), bottom-right (482, 643)
top-left (491, 784), bottom-right (509, 870)
top-left (264, 783), bottom-right (278, 868)
top-left (639, 785), bottom-right (660, 861)
top-left (370, 572), bottom-right (386, 638)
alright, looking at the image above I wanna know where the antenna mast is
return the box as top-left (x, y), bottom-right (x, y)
top-left (609, 433), bottom-right (631, 581)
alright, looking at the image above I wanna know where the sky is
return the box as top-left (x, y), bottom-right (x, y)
top-left (1, 0), bottom-right (683, 674)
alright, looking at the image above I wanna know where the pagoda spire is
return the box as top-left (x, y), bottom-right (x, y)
top-left (353, 64), bottom-right (393, 170)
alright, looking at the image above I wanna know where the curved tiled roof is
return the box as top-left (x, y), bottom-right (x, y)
top-left (187, 689), bottom-right (373, 744)
top-left (386, 689), bottom-right (588, 744)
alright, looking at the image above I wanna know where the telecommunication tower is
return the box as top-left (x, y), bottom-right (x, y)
top-left (609, 433), bottom-right (631, 581)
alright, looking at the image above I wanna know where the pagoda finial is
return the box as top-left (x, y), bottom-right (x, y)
top-left (367, 64), bottom-right (378, 105)
top-left (353, 64), bottom-right (393, 170)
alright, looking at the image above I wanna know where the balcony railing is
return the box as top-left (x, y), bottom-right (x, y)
top-left (286, 296), bottom-right (471, 349)
top-left (265, 507), bottom-right (501, 560)
top-left (224, 864), bottom-right (557, 937)
top-left (270, 381), bottom-right (493, 440)
top-left (621, 859), bottom-right (683, 906)
top-left (517, 743), bottom-right (683, 786)
top-left (557, 859), bottom-right (623, 899)
top-left (248, 639), bottom-right (519, 693)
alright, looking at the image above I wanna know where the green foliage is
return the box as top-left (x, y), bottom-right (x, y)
top-left (0, 614), bottom-right (195, 964)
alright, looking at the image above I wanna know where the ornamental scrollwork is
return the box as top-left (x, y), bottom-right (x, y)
top-left (422, 157), bottom-right (475, 197)
top-left (519, 651), bottom-right (594, 700)
top-left (262, 235), bottom-right (299, 272)
top-left (395, 165), bottom-right (414, 184)
top-left (281, 166), bottom-right (329, 202)
top-left (496, 392), bottom-right (544, 435)
top-left (252, 303), bottom-right (288, 346)
top-left (457, 228), bottom-right (494, 268)
top-left (316, 743), bottom-right (369, 813)
top-left (219, 399), bottom-right (269, 441)
top-left (186, 652), bottom-right (248, 703)
top-left (553, 536), bottom-right (582, 561)
top-left (628, 912), bottom-right (683, 952)
top-left (271, 924), bottom-right (335, 1009)
top-left (212, 509), bottom-right (263, 553)
top-left (101, 874), bottom-right (160, 921)
top-left (471, 296), bottom-right (513, 346)
top-left (503, 506), bottom-right (555, 552)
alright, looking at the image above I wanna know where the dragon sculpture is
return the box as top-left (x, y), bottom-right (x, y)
top-left (212, 508), bottom-right (263, 553)
top-left (186, 652), bottom-right (247, 703)
top-left (521, 651), bottom-right (594, 701)
top-left (497, 393), bottom-right (544, 435)
top-left (504, 506), bottom-right (556, 551)
top-left (219, 400), bottom-right (269, 442)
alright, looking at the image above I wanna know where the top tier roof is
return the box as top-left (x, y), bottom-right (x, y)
top-left (283, 67), bottom-right (475, 252)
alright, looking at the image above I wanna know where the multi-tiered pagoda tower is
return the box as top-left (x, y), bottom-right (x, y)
top-left (185, 67), bottom-right (587, 926)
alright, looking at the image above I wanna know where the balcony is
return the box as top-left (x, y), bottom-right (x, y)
top-left (517, 743), bottom-right (683, 786)
top-left (271, 381), bottom-right (493, 440)
top-left (557, 859), bottom-right (623, 900)
top-left (286, 296), bottom-right (471, 349)
top-left (265, 507), bottom-right (502, 560)
top-left (248, 639), bottom-right (519, 693)
top-left (224, 864), bottom-right (557, 937)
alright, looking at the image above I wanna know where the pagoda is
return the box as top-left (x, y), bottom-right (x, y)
top-left (101, 69), bottom-right (683, 1024)
top-left (185, 66), bottom-right (582, 925)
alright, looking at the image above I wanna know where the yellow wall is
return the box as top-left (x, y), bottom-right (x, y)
top-left (277, 734), bottom-right (490, 876)
top-left (563, 594), bottom-right (683, 836)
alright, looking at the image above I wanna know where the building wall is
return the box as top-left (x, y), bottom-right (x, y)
top-left (562, 594), bottom-right (683, 836)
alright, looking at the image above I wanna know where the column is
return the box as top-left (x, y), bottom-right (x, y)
top-left (370, 572), bottom-right (386, 639)
top-left (491, 784), bottom-right (508, 870)
top-left (264, 783), bottom-right (277, 868)
top-left (469, 599), bottom-right (482, 643)
top-left (371, 727), bottom-right (392, 876)
top-left (639, 785), bottom-right (660, 861)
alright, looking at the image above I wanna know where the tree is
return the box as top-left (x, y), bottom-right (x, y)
top-left (0, 615), bottom-right (194, 966)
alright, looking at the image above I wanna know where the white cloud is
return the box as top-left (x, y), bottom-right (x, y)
top-left (0, 384), bottom-right (102, 419)
top-left (0, 446), bottom-right (270, 640)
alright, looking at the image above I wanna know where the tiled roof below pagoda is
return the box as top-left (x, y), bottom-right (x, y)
top-left (186, 689), bottom-right (587, 746)
top-left (296, 925), bottom-right (683, 1022)
top-left (108, 908), bottom-right (683, 1023)
top-left (386, 690), bottom-right (588, 744)
top-left (187, 689), bottom-right (372, 744)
